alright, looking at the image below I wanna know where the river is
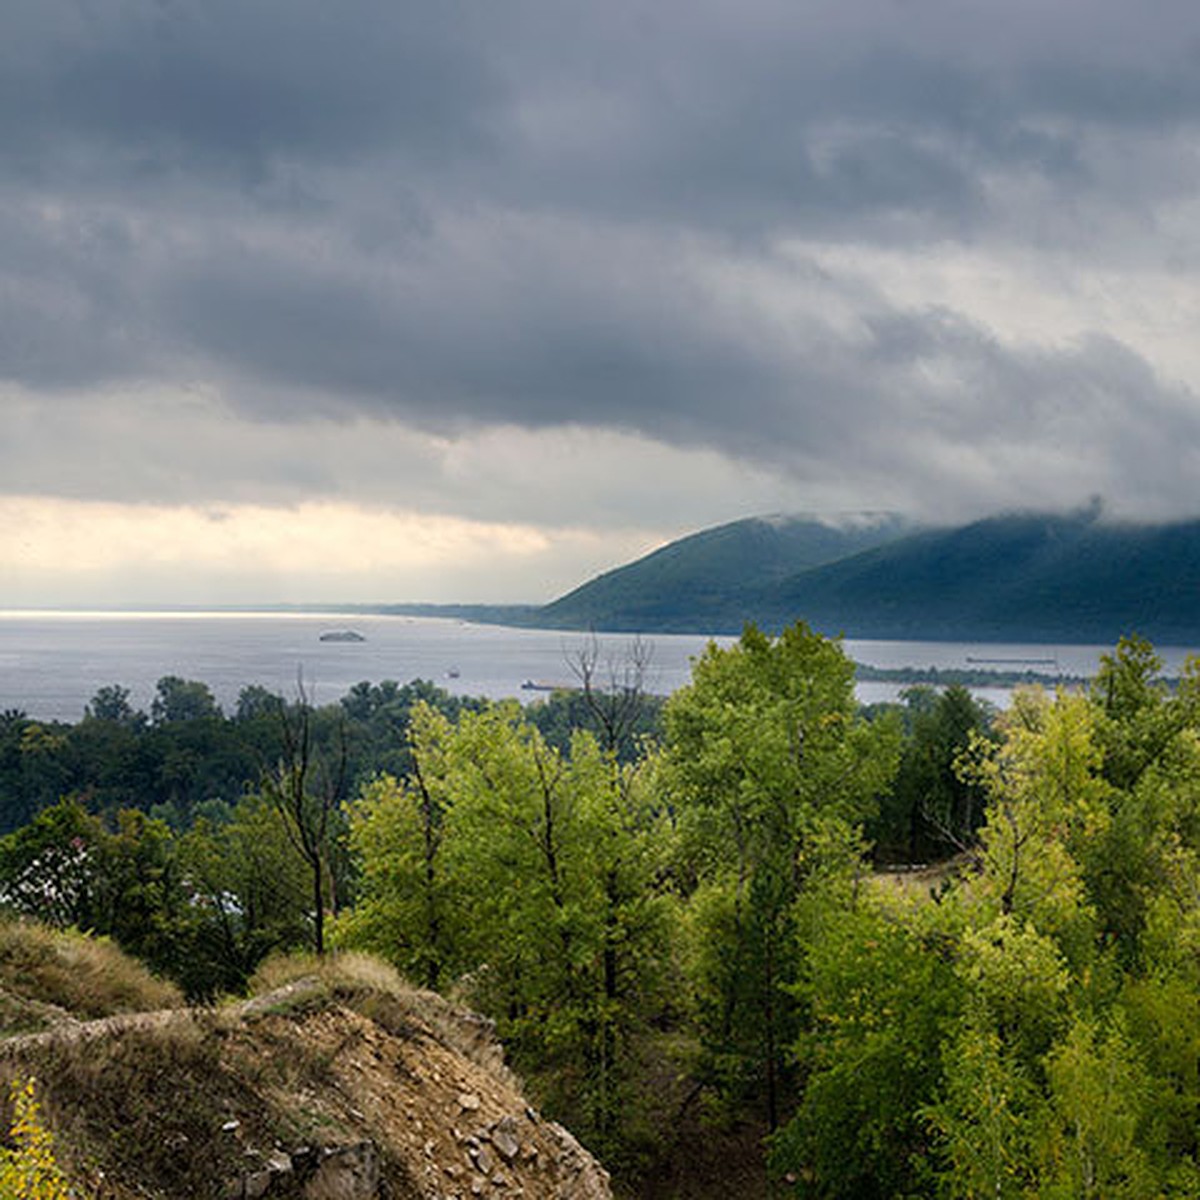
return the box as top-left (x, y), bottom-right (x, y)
top-left (0, 610), bottom-right (1193, 722)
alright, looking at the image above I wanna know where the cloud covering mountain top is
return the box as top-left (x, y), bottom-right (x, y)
top-left (6, 1), bottom-right (1200, 604)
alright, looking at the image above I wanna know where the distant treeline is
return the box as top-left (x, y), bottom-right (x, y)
top-left (852, 662), bottom-right (1093, 688)
top-left (0, 675), bottom-right (662, 837)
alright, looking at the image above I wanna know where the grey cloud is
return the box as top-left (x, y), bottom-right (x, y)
top-left (151, 220), bottom-right (794, 439)
top-left (150, 213), bottom-right (1199, 500)
top-left (4, 0), bottom-right (1200, 527)
top-left (0, 203), bottom-right (151, 388)
top-left (1, 1), bottom-right (502, 185)
top-left (3, 284), bottom-right (1198, 531)
top-left (23, 209), bottom-right (1200, 524)
top-left (4, 0), bottom-right (1197, 225)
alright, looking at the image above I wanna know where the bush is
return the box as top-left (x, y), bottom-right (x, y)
top-left (0, 1078), bottom-right (72, 1199)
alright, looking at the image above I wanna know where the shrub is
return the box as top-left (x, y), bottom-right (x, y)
top-left (0, 1078), bottom-right (72, 1199)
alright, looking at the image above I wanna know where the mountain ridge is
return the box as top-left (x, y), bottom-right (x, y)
top-left (518, 508), bottom-right (1200, 643)
top-left (536, 512), bottom-right (918, 633)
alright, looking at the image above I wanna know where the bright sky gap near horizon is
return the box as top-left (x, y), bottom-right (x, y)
top-left (6, 2), bottom-right (1200, 608)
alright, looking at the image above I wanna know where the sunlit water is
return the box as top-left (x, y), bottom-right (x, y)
top-left (0, 611), bottom-right (1193, 722)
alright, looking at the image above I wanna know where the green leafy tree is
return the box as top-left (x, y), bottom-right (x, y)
top-left (1090, 635), bottom-right (1184, 791)
top-left (0, 798), bottom-right (207, 991)
top-left (344, 700), bottom-right (674, 1156)
top-left (662, 622), bottom-right (899, 1130)
top-left (871, 683), bottom-right (991, 861)
top-left (1120, 971), bottom-right (1200, 1188)
top-left (0, 798), bottom-right (100, 929)
top-left (772, 888), bottom-right (961, 1198)
top-left (338, 679), bottom-right (485, 786)
top-left (337, 723), bottom-right (465, 990)
top-left (85, 683), bottom-right (143, 727)
top-left (178, 793), bottom-right (312, 995)
top-left (234, 685), bottom-right (283, 723)
top-left (926, 1016), bottom-right (1040, 1200)
top-left (150, 676), bottom-right (221, 725)
top-left (91, 808), bottom-right (190, 977)
top-left (963, 688), bottom-right (1105, 956)
top-left (1036, 1015), bottom-right (1155, 1199)
top-left (448, 706), bottom-right (674, 1141)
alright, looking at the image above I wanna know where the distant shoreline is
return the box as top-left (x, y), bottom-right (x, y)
top-left (852, 663), bottom-right (1095, 689)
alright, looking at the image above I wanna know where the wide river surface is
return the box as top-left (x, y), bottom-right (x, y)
top-left (0, 610), bottom-right (1195, 722)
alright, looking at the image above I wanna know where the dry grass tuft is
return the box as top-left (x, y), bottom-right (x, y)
top-left (247, 951), bottom-right (515, 1084)
top-left (248, 949), bottom-right (407, 999)
top-left (0, 916), bottom-right (181, 1029)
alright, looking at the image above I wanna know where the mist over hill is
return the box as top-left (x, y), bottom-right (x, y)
top-left (514, 508), bottom-right (1200, 643)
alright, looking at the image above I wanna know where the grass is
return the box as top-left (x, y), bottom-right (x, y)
top-left (0, 914), bottom-right (180, 1031)
top-left (4, 1013), bottom-right (279, 1199)
top-left (248, 948), bottom-right (407, 999)
top-left (248, 950), bottom-right (515, 1083)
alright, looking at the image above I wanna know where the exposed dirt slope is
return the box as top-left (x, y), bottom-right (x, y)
top-left (0, 962), bottom-right (612, 1200)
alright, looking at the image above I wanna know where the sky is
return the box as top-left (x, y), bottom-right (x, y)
top-left (6, 0), bottom-right (1200, 606)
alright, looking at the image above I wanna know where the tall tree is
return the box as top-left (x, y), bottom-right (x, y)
top-left (661, 622), bottom-right (899, 1129)
top-left (150, 676), bottom-right (221, 725)
top-left (871, 683), bottom-right (991, 861)
top-left (338, 703), bottom-right (465, 991)
top-left (343, 699), bottom-right (674, 1154)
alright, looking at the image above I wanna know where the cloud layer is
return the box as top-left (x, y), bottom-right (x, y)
top-left (5, 0), bottom-right (1200, 601)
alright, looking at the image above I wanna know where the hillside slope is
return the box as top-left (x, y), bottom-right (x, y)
top-left (758, 511), bottom-right (1200, 642)
top-left (523, 508), bottom-right (1200, 642)
top-left (0, 935), bottom-right (611, 1200)
top-left (0, 915), bottom-right (181, 1038)
top-left (537, 512), bottom-right (913, 632)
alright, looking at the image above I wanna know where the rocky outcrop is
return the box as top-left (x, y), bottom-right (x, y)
top-left (5, 971), bottom-right (612, 1200)
top-left (226, 1142), bottom-right (379, 1200)
top-left (220, 1077), bottom-right (613, 1200)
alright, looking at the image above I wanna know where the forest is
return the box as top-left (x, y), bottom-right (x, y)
top-left (2, 626), bottom-right (1198, 1198)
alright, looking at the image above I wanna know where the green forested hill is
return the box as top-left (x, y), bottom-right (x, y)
top-left (528, 509), bottom-right (1200, 642)
top-left (534, 512), bottom-right (914, 632)
top-left (759, 511), bottom-right (1200, 642)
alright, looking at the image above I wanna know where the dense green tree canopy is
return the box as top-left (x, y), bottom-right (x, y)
top-left (2, 636), bottom-right (1200, 1196)
top-left (661, 623), bottom-right (900, 1130)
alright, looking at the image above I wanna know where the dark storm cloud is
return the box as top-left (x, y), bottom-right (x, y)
top-left (0, 0), bottom-right (501, 182)
top-left (153, 222), bottom-right (796, 438)
top-left (0, 201), bottom-right (151, 387)
top-left (10, 0), bottom-right (1197, 224)
top-left (148, 218), bottom-right (1200, 503)
top-left (5, 0), bottom-right (1200, 516)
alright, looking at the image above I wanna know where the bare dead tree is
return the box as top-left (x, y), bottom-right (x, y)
top-left (261, 674), bottom-right (347, 956)
top-left (567, 633), bottom-right (655, 759)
